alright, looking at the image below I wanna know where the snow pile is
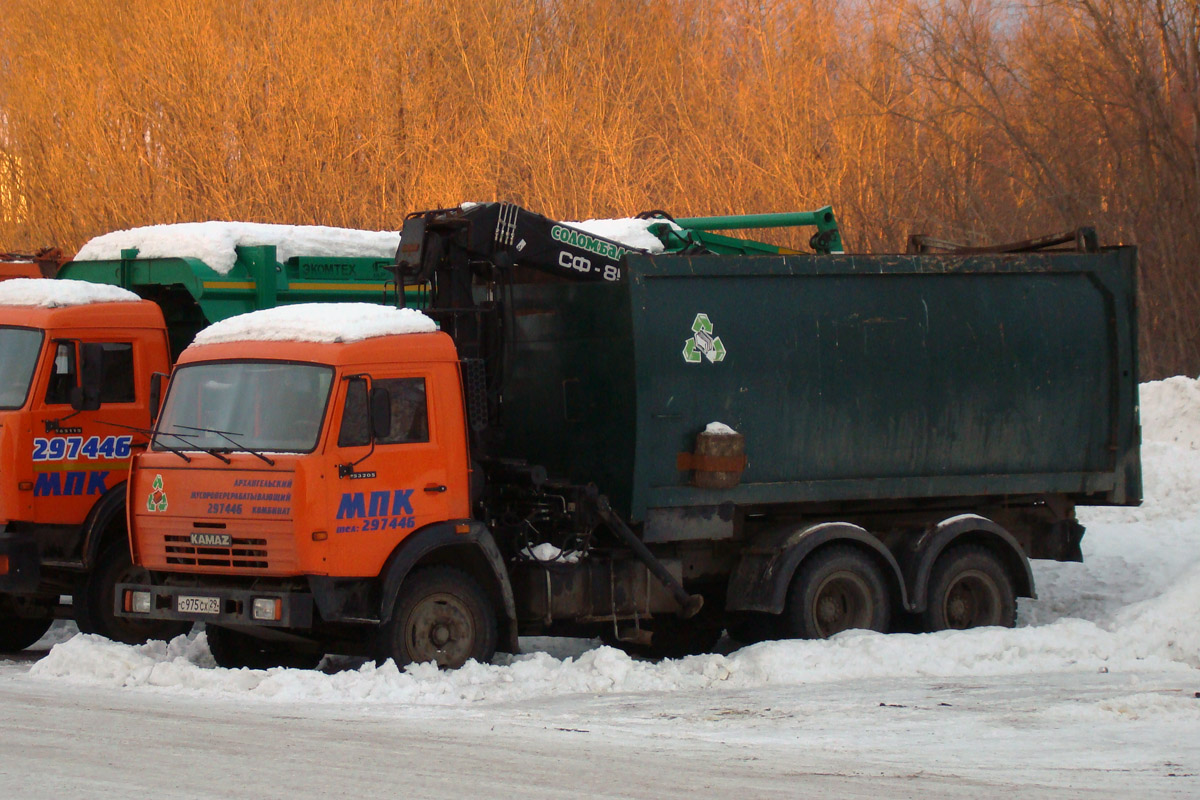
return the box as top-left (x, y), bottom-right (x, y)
top-left (704, 421), bottom-right (738, 435)
top-left (74, 222), bottom-right (401, 276)
top-left (192, 303), bottom-right (436, 345)
top-left (27, 375), bottom-right (1200, 707)
top-left (0, 278), bottom-right (140, 307)
top-left (518, 543), bottom-right (583, 564)
top-left (570, 217), bottom-right (675, 253)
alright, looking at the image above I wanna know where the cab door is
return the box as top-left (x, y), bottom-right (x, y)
top-left (322, 366), bottom-right (464, 577)
top-left (29, 336), bottom-right (145, 536)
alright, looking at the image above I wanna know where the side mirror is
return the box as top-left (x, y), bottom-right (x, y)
top-left (369, 387), bottom-right (392, 440)
top-left (149, 372), bottom-right (168, 425)
top-left (70, 342), bottom-right (104, 411)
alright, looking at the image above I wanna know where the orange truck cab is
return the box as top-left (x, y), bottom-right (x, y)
top-left (0, 279), bottom-right (186, 651)
top-left (119, 304), bottom-right (515, 669)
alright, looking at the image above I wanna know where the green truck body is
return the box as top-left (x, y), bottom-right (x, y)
top-left (499, 247), bottom-right (1141, 526)
top-left (59, 246), bottom-right (407, 357)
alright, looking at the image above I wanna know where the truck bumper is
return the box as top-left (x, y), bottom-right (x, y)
top-left (0, 529), bottom-right (41, 594)
top-left (113, 582), bottom-right (314, 628)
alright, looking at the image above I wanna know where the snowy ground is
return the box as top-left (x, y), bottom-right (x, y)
top-left (3, 378), bottom-right (1200, 797)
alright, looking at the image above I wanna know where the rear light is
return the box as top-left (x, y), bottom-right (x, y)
top-left (0, 555), bottom-right (8, 575)
top-left (252, 597), bottom-right (282, 621)
top-left (123, 590), bottom-right (152, 614)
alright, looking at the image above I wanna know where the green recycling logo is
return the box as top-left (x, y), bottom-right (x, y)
top-left (146, 474), bottom-right (168, 513)
top-left (683, 313), bottom-right (726, 364)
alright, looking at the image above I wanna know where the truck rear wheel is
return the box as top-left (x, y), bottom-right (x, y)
top-left (784, 545), bottom-right (891, 639)
top-left (76, 544), bottom-right (191, 645)
top-left (206, 626), bottom-right (324, 670)
top-left (922, 544), bottom-right (1016, 631)
top-left (0, 596), bottom-right (54, 653)
top-left (378, 566), bottom-right (497, 669)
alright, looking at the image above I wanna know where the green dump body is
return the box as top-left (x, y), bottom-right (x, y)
top-left (498, 247), bottom-right (1141, 523)
top-left (58, 245), bottom-right (410, 355)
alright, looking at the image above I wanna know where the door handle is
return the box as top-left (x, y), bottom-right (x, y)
top-left (424, 484), bottom-right (447, 493)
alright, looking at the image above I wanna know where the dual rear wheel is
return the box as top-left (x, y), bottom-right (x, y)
top-left (778, 542), bottom-right (1017, 641)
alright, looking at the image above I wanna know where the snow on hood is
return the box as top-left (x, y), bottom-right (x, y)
top-left (0, 278), bottom-right (140, 307)
top-left (27, 377), bottom-right (1200, 708)
top-left (74, 222), bottom-right (401, 276)
top-left (192, 303), bottom-right (436, 346)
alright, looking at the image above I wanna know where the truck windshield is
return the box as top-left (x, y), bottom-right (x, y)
top-left (0, 327), bottom-right (44, 410)
top-left (155, 361), bottom-right (334, 453)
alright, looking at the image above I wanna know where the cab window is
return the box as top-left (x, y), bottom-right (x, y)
top-left (338, 377), bottom-right (429, 447)
top-left (44, 342), bottom-right (135, 405)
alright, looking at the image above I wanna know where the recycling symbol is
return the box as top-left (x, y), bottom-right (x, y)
top-left (682, 313), bottom-right (726, 364)
top-left (146, 474), bottom-right (168, 512)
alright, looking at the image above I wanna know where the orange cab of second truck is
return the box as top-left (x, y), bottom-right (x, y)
top-left (128, 331), bottom-right (472, 583)
top-left (0, 300), bottom-right (170, 530)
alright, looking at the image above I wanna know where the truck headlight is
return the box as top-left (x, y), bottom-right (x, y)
top-left (252, 597), bottom-right (281, 621)
top-left (125, 590), bottom-right (152, 614)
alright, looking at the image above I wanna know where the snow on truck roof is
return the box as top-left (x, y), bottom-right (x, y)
top-left (0, 278), bottom-right (141, 308)
top-left (74, 221), bottom-right (403, 276)
top-left (71, 210), bottom-right (670, 279)
top-left (192, 303), bottom-right (436, 346)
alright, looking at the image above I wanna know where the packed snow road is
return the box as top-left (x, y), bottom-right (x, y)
top-left (3, 378), bottom-right (1200, 798)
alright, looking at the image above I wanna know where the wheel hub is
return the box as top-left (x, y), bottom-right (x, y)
top-left (943, 569), bottom-right (999, 629)
top-left (406, 592), bottom-right (475, 666)
top-left (812, 572), bottom-right (870, 637)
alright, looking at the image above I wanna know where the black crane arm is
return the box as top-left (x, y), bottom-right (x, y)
top-left (394, 202), bottom-right (637, 311)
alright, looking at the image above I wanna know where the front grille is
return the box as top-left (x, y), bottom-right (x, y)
top-left (164, 534), bottom-right (269, 569)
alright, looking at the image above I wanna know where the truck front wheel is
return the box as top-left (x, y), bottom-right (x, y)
top-left (783, 545), bottom-right (891, 639)
top-left (0, 596), bottom-right (54, 653)
top-left (76, 544), bottom-right (191, 645)
top-left (378, 566), bottom-right (497, 669)
top-left (922, 544), bottom-right (1016, 631)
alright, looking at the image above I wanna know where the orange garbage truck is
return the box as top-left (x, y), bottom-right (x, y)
top-left (0, 222), bottom-right (406, 652)
top-left (113, 203), bottom-right (1140, 670)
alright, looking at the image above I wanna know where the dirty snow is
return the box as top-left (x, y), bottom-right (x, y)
top-left (0, 278), bottom-right (140, 307)
top-left (74, 221), bottom-right (401, 275)
top-left (191, 303), bottom-right (436, 346)
top-left (8, 376), bottom-right (1200, 796)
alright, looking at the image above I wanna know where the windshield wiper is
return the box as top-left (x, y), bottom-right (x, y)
top-left (172, 424), bottom-right (277, 466)
top-left (96, 420), bottom-right (194, 464)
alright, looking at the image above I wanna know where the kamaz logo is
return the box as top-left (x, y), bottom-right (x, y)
top-left (190, 533), bottom-right (232, 547)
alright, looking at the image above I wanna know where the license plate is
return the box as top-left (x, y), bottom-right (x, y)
top-left (177, 595), bottom-right (221, 615)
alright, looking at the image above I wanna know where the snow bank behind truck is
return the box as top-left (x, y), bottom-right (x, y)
top-left (116, 205), bottom-right (1140, 667)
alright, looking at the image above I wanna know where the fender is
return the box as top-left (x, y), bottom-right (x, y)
top-left (80, 482), bottom-right (128, 568)
top-left (727, 522), bottom-right (910, 614)
top-left (908, 514), bottom-right (1035, 610)
top-left (378, 519), bottom-right (518, 653)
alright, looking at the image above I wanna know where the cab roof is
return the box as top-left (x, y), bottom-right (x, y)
top-left (0, 278), bottom-right (140, 308)
top-left (178, 330), bottom-right (458, 368)
top-left (0, 297), bottom-right (165, 331)
top-left (192, 303), bottom-right (436, 346)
